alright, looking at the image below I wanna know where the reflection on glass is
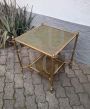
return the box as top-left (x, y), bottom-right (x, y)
top-left (15, 25), bottom-right (75, 57)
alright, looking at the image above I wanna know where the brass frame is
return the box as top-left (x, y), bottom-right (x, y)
top-left (14, 24), bottom-right (79, 91)
top-left (69, 33), bottom-right (79, 68)
top-left (15, 25), bottom-right (78, 58)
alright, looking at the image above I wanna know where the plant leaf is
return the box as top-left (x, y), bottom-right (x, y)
top-left (2, 31), bottom-right (8, 48)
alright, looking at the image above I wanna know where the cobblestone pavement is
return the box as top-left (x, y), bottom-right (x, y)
top-left (0, 47), bottom-right (90, 109)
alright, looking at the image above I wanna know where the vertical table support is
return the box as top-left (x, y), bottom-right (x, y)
top-left (49, 57), bottom-right (54, 92)
top-left (13, 40), bottom-right (23, 72)
top-left (69, 33), bottom-right (79, 68)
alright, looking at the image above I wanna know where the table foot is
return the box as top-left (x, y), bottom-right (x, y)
top-left (49, 77), bottom-right (54, 93)
top-left (50, 87), bottom-right (54, 93)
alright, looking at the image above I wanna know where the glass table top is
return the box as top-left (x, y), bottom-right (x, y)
top-left (15, 25), bottom-right (77, 57)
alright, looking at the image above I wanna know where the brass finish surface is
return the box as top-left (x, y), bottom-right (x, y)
top-left (14, 40), bottom-right (23, 71)
top-left (15, 25), bottom-right (77, 58)
top-left (69, 33), bottom-right (79, 67)
top-left (14, 24), bottom-right (79, 91)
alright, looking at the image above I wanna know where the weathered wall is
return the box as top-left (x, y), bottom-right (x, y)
top-left (17, 0), bottom-right (90, 26)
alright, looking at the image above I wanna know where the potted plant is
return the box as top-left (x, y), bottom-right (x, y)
top-left (0, 0), bottom-right (34, 48)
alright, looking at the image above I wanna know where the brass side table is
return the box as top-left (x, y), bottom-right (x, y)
top-left (15, 24), bottom-right (79, 91)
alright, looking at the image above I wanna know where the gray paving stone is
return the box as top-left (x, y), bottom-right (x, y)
top-left (42, 78), bottom-right (49, 91)
top-left (14, 107), bottom-right (26, 109)
top-left (26, 95), bottom-right (37, 109)
top-left (14, 74), bottom-right (23, 88)
top-left (15, 88), bottom-right (25, 108)
top-left (72, 63), bottom-right (80, 70)
top-left (59, 98), bottom-right (72, 109)
top-left (54, 73), bottom-right (60, 81)
top-left (6, 59), bottom-right (14, 67)
top-left (46, 91), bottom-right (59, 109)
top-left (59, 73), bottom-right (71, 86)
top-left (35, 84), bottom-right (46, 103)
top-left (23, 70), bottom-right (32, 79)
top-left (6, 60), bottom-right (14, 71)
top-left (22, 56), bottom-right (30, 66)
top-left (0, 93), bottom-right (3, 109)
top-left (7, 52), bottom-right (14, 59)
top-left (7, 56), bottom-right (14, 64)
top-left (4, 82), bottom-right (14, 99)
top-left (6, 64), bottom-right (14, 71)
top-left (74, 70), bottom-right (88, 83)
top-left (14, 63), bottom-right (22, 74)
top-left (87, 75), bottom-right (90, 82)
top-left (5, 71), bottom-right (14, 83)
top-left (21, 47), bottom-right (28, 57)
top-left (79, 64), bottom-right (90, 75)
top-left (0, 56), bottom-right (6, 65)
top-left (71, 78), bottom-right (84, 93)
top-left (7, 47), bottom-right (14, 52)
top-left (83, 67), bottom-right (90, 75)
top-left (14, 54), bottom-right (19, 63)
top-left (79, 93), bottom-right (90, 109)
top-left (54, 81), bottom-right (66, 98)
top-left (3, 100), bottom-right (14, 109)
top-left (83, 83), bottom-right (90, 97)
top-left (73, 105), bottom-right (84, 109)
top-left (65, 87), bottom-right (80, 106)
top-left (0, 49), bottom-right (7, 56)
top-left (32, 72), bottom-right (42, 85)
top-left (0, 77), bottom-right (5, 92)
top-left (65, 66), bottom-right (76, 77)
top-left (24, 78), bottom-right (34, 96)
top-left (0, 65), bottom-right (6, 76)
top-left (38, 102), bottom-right (49, 109)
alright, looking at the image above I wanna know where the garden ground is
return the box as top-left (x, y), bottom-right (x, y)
top-left (0, 47), bottom-right (90, 109)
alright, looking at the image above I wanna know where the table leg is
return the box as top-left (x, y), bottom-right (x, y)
top-left (69, 33), bottom-right (79, 68)
top-left (49, 57), bottom-right (54, 92)
top-left (14, 40), bottom-right (23, 72)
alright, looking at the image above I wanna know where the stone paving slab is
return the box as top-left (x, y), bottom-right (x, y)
top-left (0, 47), bottom-right (90, 109)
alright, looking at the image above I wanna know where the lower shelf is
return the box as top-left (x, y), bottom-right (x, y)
top-left (29, 55), bottom-right (64, 78)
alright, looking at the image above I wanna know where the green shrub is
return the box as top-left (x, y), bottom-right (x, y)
top-left (0, 0), bottom-right (34, 48)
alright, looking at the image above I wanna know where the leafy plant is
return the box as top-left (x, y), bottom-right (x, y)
top-left (0, 0), bottom-right (34, 48)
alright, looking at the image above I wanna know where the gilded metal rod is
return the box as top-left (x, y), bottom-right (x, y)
top-left (14, 40), bottom-right (23, 71)
top-left (49, 57), bottom-right (54, 92)
top-left (70, 33), bottom-right (79, 67)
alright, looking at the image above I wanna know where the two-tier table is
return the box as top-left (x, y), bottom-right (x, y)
top-left (14, 24), bottom-right (79, 91)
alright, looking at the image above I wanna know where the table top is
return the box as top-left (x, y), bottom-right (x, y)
top-left (15, 24), bottom-right (77, 57)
